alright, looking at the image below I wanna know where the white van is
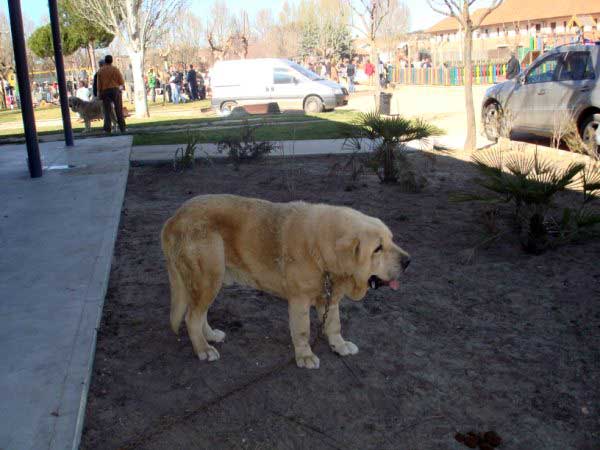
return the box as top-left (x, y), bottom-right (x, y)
top-left (210, 58), bottom-right (349, 115)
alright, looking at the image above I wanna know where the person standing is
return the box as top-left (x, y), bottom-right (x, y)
top-left (148, 68), bottom-right (157, 103)
top-left (198, 71), bottom-right (206, 100)
top-left (97, 54), bottom-right (126, 133)
top-left (124, 63), bottom-right (134, 104)
top-left (186, 64), bottom-right (198, 101)
top-left (75, 80), bottom-right (92, 101)
top-left (330, 60), bottom-right (339, 83)
top-left (506, 52), bottom-right (521, 80)
top-left (92, 59), bottom-right (105, 98)
top-left (346, 59), bottom-right (356, 93)
top-left (365, 59), bottom-right (375, 85)
top-left (169, 70), bottom-right (181, 104)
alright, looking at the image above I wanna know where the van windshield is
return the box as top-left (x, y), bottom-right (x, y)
top-left (288, 61), bottom-right (322, 80)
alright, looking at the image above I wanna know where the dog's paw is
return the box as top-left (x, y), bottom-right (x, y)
top-left (331, 340), bottom-right (359, 356)
top-left (197, 345), bottom-right (220, 362)
top-left (206, 328), bottom-right (226, 343)
top-left (295, 353), bottom-right (320, 369)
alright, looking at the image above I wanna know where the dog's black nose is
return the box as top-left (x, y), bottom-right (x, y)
top-left (401, 255), bottom-right (411, 271)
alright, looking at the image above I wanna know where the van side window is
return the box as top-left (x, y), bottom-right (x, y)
top-left (274, 68), bottom-right (295, 84)
top-left (556, 52), bottom-right (595, 81)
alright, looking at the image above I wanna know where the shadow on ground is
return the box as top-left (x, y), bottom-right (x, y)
top-left (81, 150), bottom-right (600, 450)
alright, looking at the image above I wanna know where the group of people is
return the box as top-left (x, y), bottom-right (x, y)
top-left (165, 64), bottom-right (207, 104)
top-left (304, 56), bottom-right (395, 91)
top-left (139, 65), bottom-right (207, 105)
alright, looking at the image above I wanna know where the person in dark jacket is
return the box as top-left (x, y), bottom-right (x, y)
top-left (92, 59), bottom-right (105, 98)
top-left (506, 52), bottom-right (521, 80)
top-left (186, 64), bottom-right (198, 101)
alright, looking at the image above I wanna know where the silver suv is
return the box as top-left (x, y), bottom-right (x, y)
top-left (482, 43), bottom-right (600, 153)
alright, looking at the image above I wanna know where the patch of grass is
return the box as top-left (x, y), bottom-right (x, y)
top-left (0, 102), bottom-right (360, 140)
top-left (132, 119), bottom-right (353, 146)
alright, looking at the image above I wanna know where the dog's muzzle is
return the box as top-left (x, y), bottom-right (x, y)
top-left (368, 255), bottom-right (410, 291)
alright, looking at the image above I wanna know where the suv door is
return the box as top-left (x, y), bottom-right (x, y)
top-left (271, 67), bottom-right (304, 111)
top-left (549, 50), bottom-right (597, 132)
top-left (506, 52), bottom-right (563, 131)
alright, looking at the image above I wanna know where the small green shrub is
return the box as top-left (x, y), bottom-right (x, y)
top-left (217, 120), bottom-right (276, 170)
top-left (341, 112), bottom-right (443, 184)
top-left (453, 148), bottom-right (600, 254)
top-left (173, 129), bottom-right (201, 172)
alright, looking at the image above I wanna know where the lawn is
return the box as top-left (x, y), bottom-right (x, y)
top-left (81, 149), bottom-right (600, 449)
top-left (0, 101), bottom-right (361, 143)
top-left (0, 101), bottom-right (213, 136)
top-left (131, 110), bottom-right (359, 146)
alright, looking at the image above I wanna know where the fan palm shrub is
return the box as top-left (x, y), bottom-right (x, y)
top-left (453, 148), bottom-right (600, 253)
top-left (341, 112), bottom-right (444, 183)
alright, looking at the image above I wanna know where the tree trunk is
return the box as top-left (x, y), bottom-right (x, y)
top-left (463, 26), bottom-right (476, 152)
top-left (87, 41), bottom-right (97, 73)
top-left (128, 48), bottom-right (149, 118)
top-left (370, 37), bottom-right (380, 111)
top-left (0, 79), bottom-right (6, 110)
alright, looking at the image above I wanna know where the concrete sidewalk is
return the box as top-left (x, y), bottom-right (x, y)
top-left (0, 136), bottom-right (131, 450)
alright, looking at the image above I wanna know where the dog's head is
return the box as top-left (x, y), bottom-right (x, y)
top-left (328, 210), bottom-right (410, 300)
top-left (68, 96), bottom-right (83, 112)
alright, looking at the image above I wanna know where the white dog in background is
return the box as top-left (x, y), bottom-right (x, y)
top-left (68, 96), bottom-right (118, 133)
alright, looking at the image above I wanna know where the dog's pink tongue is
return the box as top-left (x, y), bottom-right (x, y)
top-left (387, 279), bottom-right (400, 290)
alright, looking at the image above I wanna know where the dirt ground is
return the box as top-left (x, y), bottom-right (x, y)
top-left (82, 150), bottom-right (600, 450)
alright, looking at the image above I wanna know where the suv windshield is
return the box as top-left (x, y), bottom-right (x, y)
top-left (288, 61), bottom-right (322, 80)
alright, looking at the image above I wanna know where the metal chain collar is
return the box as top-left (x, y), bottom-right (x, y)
top-left (317, 271), bottom-right (333, 340)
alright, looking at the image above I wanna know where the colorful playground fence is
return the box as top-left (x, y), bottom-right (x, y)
top-left (392, 34), bottom-right (584, 86)
top-left (391, 63), bottom-right (512, 86)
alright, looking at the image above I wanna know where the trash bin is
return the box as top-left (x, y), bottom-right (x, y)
top-left (379, 92), bottom-right (392, 115)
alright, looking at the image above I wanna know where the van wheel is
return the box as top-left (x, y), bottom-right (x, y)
top-left (580, 114), bottom-right (600, 155)
top-left (220, 101), bottom-right (237, 116)
top-left (304, 96), bottom-right (323, 114)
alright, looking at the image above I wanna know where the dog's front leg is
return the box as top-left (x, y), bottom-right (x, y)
top-left (316, 301), bottom-right (359, 357)
top-left (288, 298), bottom-right (319, 369)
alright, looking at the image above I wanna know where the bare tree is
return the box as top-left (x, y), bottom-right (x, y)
top-left (206, 0), bottom-right (234, 63)
top-left (251, 8), bottom-right (277, 57)
top-left (71, 0), bottom-right (186, 118)
top-left (229, 11), bottom-right (250, 59)
top-left (276, 1), bottom-right (301, 58)
top-left (345, 0), bottom-right (393, 108)
top-left (163, 13), bottom-right (204, 68)
top-left (427, 0), bottom-right (504, 152)
top-left (379, 0), bottom-right (410, 58)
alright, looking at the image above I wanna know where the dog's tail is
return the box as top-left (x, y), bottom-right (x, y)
top-left (161, 217), bottom-right (189, 334)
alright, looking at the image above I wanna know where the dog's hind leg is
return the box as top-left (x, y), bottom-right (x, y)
top-left (162, 220), bottom-right (226, 362)
top-left (165, 262), bottom-right (190, 334)
top-left (184, 232), bottom-right (226, 361)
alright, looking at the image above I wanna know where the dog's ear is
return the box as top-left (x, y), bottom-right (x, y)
top-left (335, 236), bottom-right (360, 261)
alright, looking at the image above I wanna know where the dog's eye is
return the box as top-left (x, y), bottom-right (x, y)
top-left (374, 244), bottom-right (383, 253)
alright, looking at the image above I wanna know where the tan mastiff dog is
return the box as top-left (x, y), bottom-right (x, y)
top-left (161, 194), bottom-right (410, 369)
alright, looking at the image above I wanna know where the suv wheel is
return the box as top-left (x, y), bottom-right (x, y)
top-left (483, 102), bottom-right (503, 142)
top-left (304, 96), bottom-right (323, 114)
top-left (580, 114), bottom-right (600, 155)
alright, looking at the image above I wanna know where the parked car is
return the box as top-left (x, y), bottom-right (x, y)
top-left (482, 43), bottom-right (600, 153)
top-left (210, 58), bottom-right (348, 115)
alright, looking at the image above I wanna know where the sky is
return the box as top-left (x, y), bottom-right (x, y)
top-left (4, 0), bottom-right (456, 32)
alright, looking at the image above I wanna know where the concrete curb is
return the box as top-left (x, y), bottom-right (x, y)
top-left (70, 153), bottom-right (130, 450)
